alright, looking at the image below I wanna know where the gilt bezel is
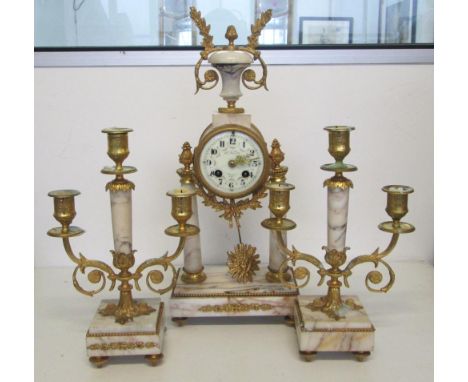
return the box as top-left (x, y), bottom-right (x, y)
top-left (193, 124), bottom-right (270, 199)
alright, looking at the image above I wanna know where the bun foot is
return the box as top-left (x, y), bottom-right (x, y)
top-left (353, 351), bottom-right (371, 362)
top-left (172, 317), bottom-right (188, 327)
top-left (89, 356), bottom-right (109, 368)
top-left (284, 315), bottom-right (295, 327)
top-left (300, 351), bottom-right (317, 362)
top-left (145, 354), bottom-right (163, 366)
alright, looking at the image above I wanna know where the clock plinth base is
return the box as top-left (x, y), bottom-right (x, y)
top-left (85, 298), bottom-right (165, 367)
top-left (169, 265), bottom-right (298, 322)
top-left (294, 295), bottom-right (375, 361)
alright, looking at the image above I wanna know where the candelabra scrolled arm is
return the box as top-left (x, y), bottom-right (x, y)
top-left (240, 53), bottom-right (268, 91)
top-left (133, 237), bottom-right (187, 295)
top-left (194, 56), bottom-right (221, 94)
top-left (275, 231), bottom-right (326, 289)
top-left (343, 233), bottom-right (400, 293)
top-left (62, 237), bottom-right (118, 297)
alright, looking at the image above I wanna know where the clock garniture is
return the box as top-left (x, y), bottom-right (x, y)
top-left (169, 7), bottom-right (299, 325)
top-left (47, 128), bottom-right (199, 367)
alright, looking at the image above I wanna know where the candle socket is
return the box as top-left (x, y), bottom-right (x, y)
top-left (321, 126), bottom-right (357, 174)
top-left (102, 128), bottom-right (133, 171)
top-left (261, 183), bottom-right (296, 231)
top-left (325, 126), bottom-right (355, 163)
top-left (165, 188), bottom-right (200, 237)
top-left (269, 183), bottom-right (292, 222)
top-left (383, 185), bottom-right (413, 220)
top-left (379, 185), bottom-right (415, 234)
top-left (47, 190), bottom-right (83, 237)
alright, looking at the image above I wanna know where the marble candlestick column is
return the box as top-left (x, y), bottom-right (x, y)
top-left (181, 183), bottom-right (204, 275)
top-left (268, 212), bottom-right (287, 271)
top-left (110, 190), bottom-right (133, 255)
top-left (327, 186), bottom-right (350, 251)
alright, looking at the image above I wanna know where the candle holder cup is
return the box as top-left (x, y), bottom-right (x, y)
top-left (261, 183), bottom-right (296, 231)
top-left (165, 188), bottom-right (200, 237)
top-left (47, 189), bottom-right (84, 237)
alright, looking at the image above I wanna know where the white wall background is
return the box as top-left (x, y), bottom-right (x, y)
top-left (35, 63), bottom-right (433, 268)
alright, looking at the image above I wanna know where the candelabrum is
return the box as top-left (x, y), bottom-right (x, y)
top-left (47, 128), bottom-right (199, 327)
top-left (262, 126), bottom-right (415, 322)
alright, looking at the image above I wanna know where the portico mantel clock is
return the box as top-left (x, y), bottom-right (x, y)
top-left (46, 6), bottom-right (415, 367)
top-left (168, 7), bottom-right (299, 323)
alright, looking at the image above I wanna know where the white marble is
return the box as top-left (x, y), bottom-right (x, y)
top-left (208, 50), bottom-right (253, 65)
top-left (295, 295), bottom-right (374, 353)
top-left (327, 187), bottom-right (349, 251)
top-left (170, 265), bottom-right (297, 318)
top-left (86, 298), bottom-right (165, 357)
top-left (211, 63), bottom-right (251, 104)
top-left (109, 190), bottom-right (132, 255)
top-left (182, 184), bottom-right (203, 274)
top-left (212, 113), bottom-right (251, 128)
top-left (36, 263), bottom-right (434, 381)
top-left (269, 212), bottom-right (287, 272)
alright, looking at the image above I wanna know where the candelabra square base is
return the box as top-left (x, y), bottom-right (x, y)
top-left (294, 295), bottom-right (375, 362)
top-left (85, 298), bottom-right (165, 367)
top-left (169, 265), bottom-right (298, 324)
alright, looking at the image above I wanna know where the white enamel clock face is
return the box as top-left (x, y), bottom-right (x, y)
top-left (196, 128), bottom-right (268, 198)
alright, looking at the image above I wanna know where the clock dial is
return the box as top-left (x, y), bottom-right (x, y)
top-left (195, 127), bottom-right (269, 198)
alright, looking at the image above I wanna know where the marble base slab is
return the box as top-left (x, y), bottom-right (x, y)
top-left (86, 298), bottom-right (165, 366)
top-left (170, 265), bottom-right (298, 320)
top-left (295, 295), bottom-right (375, 360)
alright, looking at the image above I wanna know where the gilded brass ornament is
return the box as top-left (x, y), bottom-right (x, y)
top-left (225, 25), bottom-right (238, 49)
top-left (305, 295), bottom-right (363, 321)
top-left (197, 187), bottom-right (268, 228)
top-left (323, 174), bottom-right (353, 190)
top-left (48, 130), bottom-right (200, 325)
top-left (145, 354), bottom-right (163, 367)
top-left (269, 139), bottom-right (289, 184)
top-left (189, 7), bottom-right (215, 57)
top-left (261, 183), bottom-right (296, 231)
top-left (218, 100), bottom-right (245, 114)
top-left (190, 7), bottom-right (271, 101)
top-left (179, 142), bottom-right (193, 172)
top-left (89, 356), bottom-right (109, 368)
top-left (227, 243), bottom-right (261, 283)
top-left (181, 267), bottom-right (207, 284)
top-left (98, 301), bottom-right (156, 324)
top-left (199, 303), bottom-right (273, 313)
top-left (247, 9), bottom-right (273, 52)
top-left (320, 126), bottom-right (358, 173)
top-left (87, 341), bottom-right (157, 351)
top-left (265, 266), bottom-right (292, 283)
top-left (354, 352), bottom-right (371, 362)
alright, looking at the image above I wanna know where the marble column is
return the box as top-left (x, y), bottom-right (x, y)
top-left (110, 190), bottom-right (132, 255)
top-left (268, 212), bottom-right (287, 272)
top-left (181, 183), bottom-right (203, 274)
top-left (327, 187), bottom-right (349, 251)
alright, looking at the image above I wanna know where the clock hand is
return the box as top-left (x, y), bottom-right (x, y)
top-left (228, 155), bottom-right (260, 170)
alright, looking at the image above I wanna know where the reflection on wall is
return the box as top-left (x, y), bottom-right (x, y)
top-left (34, 0), bottom-right (433, 47)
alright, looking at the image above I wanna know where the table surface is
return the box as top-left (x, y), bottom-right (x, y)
top-left (35, 261), bottom-right (433, 382)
